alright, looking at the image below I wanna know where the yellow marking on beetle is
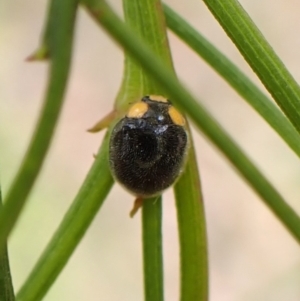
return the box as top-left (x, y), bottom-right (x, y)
top-left (148, 95), bottom-right (169, 103)
top-left (127, 101), bottom-right (149, 118)
top-left (168, 106), bottom-right (186, 126)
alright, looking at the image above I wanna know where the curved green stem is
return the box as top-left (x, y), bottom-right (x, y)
top-left (0, 0), bottom-right (78, 250)
top-left (17, 132), bottom-right (113, 301)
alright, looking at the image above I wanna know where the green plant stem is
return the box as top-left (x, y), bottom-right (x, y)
top-left (123, 0), bottom-right (173, 95)
top-left (174, 140), bottom-right (208, 301)
top-left (122, 1), bottom-right (173, 300)
top-left (122, 1), bottom-right (208, 299)
top-left (142, 197), bottom-right (164, 301)
top-left (0, 0), bottom-right (78, 250)
top-left (114, 2), bottom-right (145, 110)
top-left (0, 191), bottom-right (15, 301)
top-left (17, 132), bottom-right (114, 301)
top-left (122, 1), bottom-right (167, 299)
top-left (201, 0), bottom-right (300, 134)
top-left (0, 246), bottom-right (15, 301)
top-left (164, 4), bottom-right (300, 159)
top-left (82, 0), bottom-right (300, 243)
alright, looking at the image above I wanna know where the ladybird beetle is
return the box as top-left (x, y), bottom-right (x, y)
top-left (109, 95), bottom-right (188, 197)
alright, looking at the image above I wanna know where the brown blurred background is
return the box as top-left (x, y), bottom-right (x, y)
top-left (1, 0), bottom-right (300, 300)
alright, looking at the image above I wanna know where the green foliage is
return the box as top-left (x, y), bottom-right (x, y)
top-left (202, 0), bottom-right (300, 134)
top-left (17, 132), bottom-right (113, 301)
top-left (164, 4), bottom-right (300, 158)
top-left (1, 0), bottom-right (300, 300)
top-left (0, 191), bottom-right (15, 301)
top-left (0, 0), bottom-right (78, 251)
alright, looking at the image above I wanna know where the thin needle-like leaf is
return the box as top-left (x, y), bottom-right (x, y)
top-left (17, 132), bottom-right (114, 301)
top-left (0, 0), bottom-right (78, 250)
top-left (164, 4), bottom-right (300, 159)
top-left (201, 0), bottom-right (300, 134)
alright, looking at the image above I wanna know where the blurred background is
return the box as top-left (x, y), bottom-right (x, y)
top-left (1, 0), bottom-right (300, 300)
